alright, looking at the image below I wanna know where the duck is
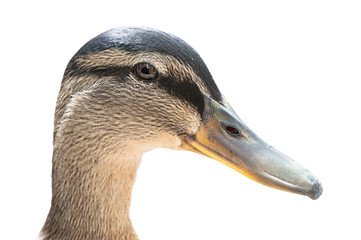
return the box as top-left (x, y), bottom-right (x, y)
top-left (41, 27), bottom-right (322, 240)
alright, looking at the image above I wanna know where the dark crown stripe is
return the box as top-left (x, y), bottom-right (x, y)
top-left (74, 28), bottom-right (223, 104)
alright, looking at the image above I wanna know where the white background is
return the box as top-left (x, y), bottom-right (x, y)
top-left (1, 0), bottom-right (360, 239)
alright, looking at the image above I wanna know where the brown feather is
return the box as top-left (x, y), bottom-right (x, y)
top-left (41, 44), bottom-right (204, 240)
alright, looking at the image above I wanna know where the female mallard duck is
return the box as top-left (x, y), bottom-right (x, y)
top-left (41, 28), bottom-right (322, 240)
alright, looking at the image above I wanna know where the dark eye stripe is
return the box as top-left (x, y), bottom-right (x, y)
top-left (74, 28), bottom-right (223, 104)
top-left (157, 77), bottom-right (205, 115)
top-left (65, 58), bottom-right (206, 116)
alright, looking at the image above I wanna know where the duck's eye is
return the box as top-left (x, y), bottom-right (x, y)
top-left (135, 63), bottom-right (158, 80)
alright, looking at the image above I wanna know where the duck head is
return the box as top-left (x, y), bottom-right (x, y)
top-left (42, 27), bottom-right (322, 239)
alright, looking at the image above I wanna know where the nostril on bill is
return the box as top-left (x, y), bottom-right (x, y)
top-left (224, 124), bottom-right (241, 137)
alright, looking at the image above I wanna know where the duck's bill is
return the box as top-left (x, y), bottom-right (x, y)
top-left (180, 96), bottom-right (322, 200)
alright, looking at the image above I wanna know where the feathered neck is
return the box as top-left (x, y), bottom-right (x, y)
top-left (41, 127), bottom-right (142, 240)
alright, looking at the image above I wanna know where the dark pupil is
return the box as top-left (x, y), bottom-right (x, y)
top-left (141, 67), bottom-right (150, 75)
top-left (135, 63), bottom-right (157, 80)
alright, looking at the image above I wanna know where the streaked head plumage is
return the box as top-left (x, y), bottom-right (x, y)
top-left (55, 28), bottom-right (223, 147)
